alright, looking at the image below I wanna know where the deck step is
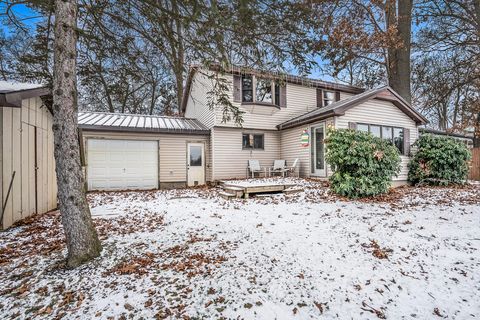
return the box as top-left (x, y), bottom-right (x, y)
top-left (283, 187), bottom-right (304, 195)
top-left (218, 191), bottom-right (236, 200)
top-left (222, 186), bottom-right (244, 198)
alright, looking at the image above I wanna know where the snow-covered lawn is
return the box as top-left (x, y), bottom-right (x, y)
top-left (1, 179), bottom-right (479, 319)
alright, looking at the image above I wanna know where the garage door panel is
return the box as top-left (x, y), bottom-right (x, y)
top-left (87, 139), bottom-right (158, 191)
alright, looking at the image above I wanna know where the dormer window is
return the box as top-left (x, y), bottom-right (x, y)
top-left (238, 74), bottom-right (284, 106)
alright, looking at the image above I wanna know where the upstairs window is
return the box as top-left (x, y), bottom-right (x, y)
top-left (242, 133), bottom-right (264, 150)
top-left (242, 75), bottom-right (253, 102)
top-left (256, 78), bottom-right (273, 104)
top-left (323, 91), bottom-right (336, 106)
top-left (238, 74), bottom-right (282, 106)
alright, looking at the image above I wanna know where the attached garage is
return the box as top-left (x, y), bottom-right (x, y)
top-left (78, 112), bottom-right (210, 191)
top-left (86, 139), bottom-right (158, 190)
top-left (0, 81), bottom-right (57, 230)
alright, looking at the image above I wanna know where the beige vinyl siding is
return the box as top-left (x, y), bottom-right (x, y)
top-left (335, 98), bottom-right (419, 181)
top-left (340, 92), bottom-right (354, 100)
top-left (81, 131), bottom-right (211, 186)
top-left (211, 127), bottom-right (280, 180)
top-left (184, 71), bottom-right (216, 129)
top-left (280, 126), bottom-right (310, 177)
top-left (280, 118), bottom-right (334, 178)
top-left (1, 97), bottom-right (57, 230)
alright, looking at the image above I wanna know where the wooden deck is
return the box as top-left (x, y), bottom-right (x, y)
top-left (219, 180), bottom-right (299, 199)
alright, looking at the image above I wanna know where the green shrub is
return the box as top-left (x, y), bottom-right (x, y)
top-left (325, 129), bottom-right (401, 198)
top-left (408, 134), bottom-right (471, 186)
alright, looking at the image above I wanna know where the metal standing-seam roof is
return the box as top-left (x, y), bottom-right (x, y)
top-left (78, 112), bottom-right (210, 135)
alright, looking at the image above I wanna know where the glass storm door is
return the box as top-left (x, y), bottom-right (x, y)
top-left (311, 124), bottom-right (326, 176)
top-left (187, 143), bottom-right (205, 186)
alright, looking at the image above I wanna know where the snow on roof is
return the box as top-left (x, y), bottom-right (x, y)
top-left (0, 81), bottom-right (46, 94)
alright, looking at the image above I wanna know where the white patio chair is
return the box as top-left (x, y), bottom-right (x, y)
top-left (287, 158), bottom-right (299, 177)
top-left (247, 160), bottom-right (267, 178)
top-left (269, 159), bottom-right (288, 177)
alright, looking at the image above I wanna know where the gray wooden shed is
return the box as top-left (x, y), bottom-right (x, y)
top-left (0, 81), bottom-right (57, 230)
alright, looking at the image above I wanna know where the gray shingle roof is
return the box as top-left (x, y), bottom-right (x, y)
top-left (78, 112), bottom-right (210, 135)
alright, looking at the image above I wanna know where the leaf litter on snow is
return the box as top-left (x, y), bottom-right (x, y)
top-left (0, 179), bottom-right (479, 319)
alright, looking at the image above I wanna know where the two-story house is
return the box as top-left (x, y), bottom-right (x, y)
top-left (78, 65), bottom-right (427, 191)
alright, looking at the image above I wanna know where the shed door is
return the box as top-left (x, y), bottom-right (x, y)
top-left (87, 139), bottom-right (158, 191)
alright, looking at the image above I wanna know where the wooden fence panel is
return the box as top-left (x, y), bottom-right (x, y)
top-left (469, 148), bottom-right (480, 181)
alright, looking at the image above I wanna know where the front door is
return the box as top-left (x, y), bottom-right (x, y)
top-left (311, 124), bottom-right (326, 176)
top-left (187, 143), bottom-right (205, 186)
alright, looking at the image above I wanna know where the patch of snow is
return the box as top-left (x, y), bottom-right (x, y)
top-left (0, 80), bottom-right (45, 93)
top-left (0, 180), bottom-right (479, 319)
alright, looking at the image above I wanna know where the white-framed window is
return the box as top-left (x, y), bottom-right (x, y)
top-left (357, 123), bottom-right (404, 155)
top-left (242, 133), bottom-right (264, 150)
top-left (323, 90), bottom-right (336, 106)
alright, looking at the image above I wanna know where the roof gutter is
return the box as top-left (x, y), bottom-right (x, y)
top-left (0, 87), bottom-right (50, 108)
top-left (78, 124), bottom-right (211, 135)
top-left (277, 110), bottom-right (340, 130)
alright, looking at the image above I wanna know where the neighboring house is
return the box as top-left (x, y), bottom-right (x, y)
top-left (78, 65), bottom-right (427, 191)
top-left (0, 81), bottom-right (57, 230)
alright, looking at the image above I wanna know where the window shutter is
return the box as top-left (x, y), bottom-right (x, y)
top-left (316, 88), bottom-right (323, 108)
top-left (404, 128), bottom-right (411, 156)
top-left (348, 122), bottom-right (357, 130)
top-left (280, 84), bottom-right (287, 107)
top-left (233, 75), bottom-right (241, 102)
top-left (335, 91), bottom-right (341, 101)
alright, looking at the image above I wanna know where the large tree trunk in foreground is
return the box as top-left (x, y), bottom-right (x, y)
top-left (52, 0), bottom-right (102, 268)
top-left (386, 0), bottom-right (412, 104)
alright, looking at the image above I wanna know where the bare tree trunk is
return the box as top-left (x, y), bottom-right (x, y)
top-left (385, 0), bottom-right (412, 104)
top-left (173, 0), bottom-right (184, 115)
top-left (52, 0), bottom-right (102, 268)
top-left (474, 0), bottom-right (480, 147)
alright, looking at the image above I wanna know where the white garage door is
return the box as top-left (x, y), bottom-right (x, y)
top-left (87, 139), bottom-right (158, 191)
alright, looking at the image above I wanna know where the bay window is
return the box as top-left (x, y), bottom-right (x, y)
top-left (240, 74), bottom-right (281, 106)
top-left (241, 75), bottom-right (253, 102)
top-left (256, 78), bottom-right (273, 103)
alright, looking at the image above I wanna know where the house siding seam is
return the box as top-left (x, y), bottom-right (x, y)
top-left (335, 99), bottom-right (419, 181)
top-left (184, 71), bottom-right (216, 129)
